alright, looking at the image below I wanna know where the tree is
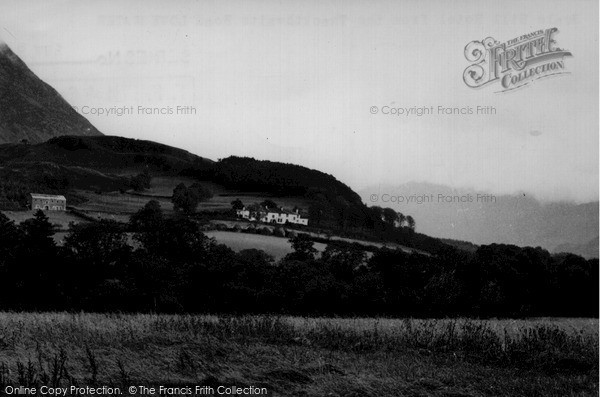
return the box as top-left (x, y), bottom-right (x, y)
top-left (64, 219), bottom-right (129, 271)
top-left (382, 207), bottom-right (398, 226)
top-left (321, 243), bottom-right (366, 281)
top-left (172, 183), bottom-right (213, 213)
top-left (0, 212), bottom-right (21, 291)
top-left (333, 197), bottom-right (351, 230)
top-left (157, 217), bottom-right (214, 261)
top-left (231, 199), bottom-right (244, 210)
top-left (131, 170), bottom-right (152, 191)
top-left (247, 202), bottom-right (262, 212)
top-left (370, 206), bottom-right (383, 220)
top-left (130, 200), bottom-right (164, 251)
top-left (15, 210), bottom-right (59, 308)
top-left (406, 216), bottom-right (416, 231)
top-left (260, 199), bottom-right (278, 209)
top-left (308, 202), bottom-right (327, 227)
top-left (0, 212), bottom-right (20, 254)
top-left (396, 212), bottom-right (406, 228)
top-left (20, 210), bottom-right (55, 254)
top-left (285, 233), bottom-right (317, 261)
top-left (366, 206), bottom-right (385, 230)
top-left (189, 183), bottom-right (213, 201)
top-left (130, 200), bottom-right (163, 230)
top-left (172, 183), bottom-right (199, 213)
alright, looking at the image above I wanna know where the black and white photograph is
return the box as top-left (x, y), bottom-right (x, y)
top-left (0, 1), bottom-right (598, 396)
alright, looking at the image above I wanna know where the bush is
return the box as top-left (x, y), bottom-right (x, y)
top-left (258, 227), bottom-right (272, 236)
top-left (215, 223), bottom-right (228, 231)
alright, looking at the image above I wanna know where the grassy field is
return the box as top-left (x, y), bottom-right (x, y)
top-left (0, 313), bottom-right (596, 396)
top-left (205, 231), bottom-right (328, 260)
top-left (209, 221), bottom-right (427, 256)
top-left (72, 176), bottom-right (311, 220)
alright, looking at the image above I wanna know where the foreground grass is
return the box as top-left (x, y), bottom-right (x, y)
top-left (0, 313), bottom-right (596, 396)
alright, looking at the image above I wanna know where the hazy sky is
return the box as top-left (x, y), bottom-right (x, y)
top-left (0, 0), bottom-right (597, 202)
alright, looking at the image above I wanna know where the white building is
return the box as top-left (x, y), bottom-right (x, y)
top-left (236, 208), bottom-right (252, 220)
top-left (236, 206), bottom-right (308, 226)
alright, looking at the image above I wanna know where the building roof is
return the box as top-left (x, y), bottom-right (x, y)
top-left (266, 209), bottom-right (305, 217)
top-left (266, 209), bottom-right (292, 215)
top-left (30, 193), bottom-right (66, 200)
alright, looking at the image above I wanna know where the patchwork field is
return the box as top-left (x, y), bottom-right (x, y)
top-left (72, 176), bottom-right (312, 219)
top-left (0, 313), bottom-right (596, 397)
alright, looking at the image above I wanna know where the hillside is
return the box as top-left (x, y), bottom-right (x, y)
top-left (0, 42), bottom-right (102, 144)
top-left (0, 136), bottom-right (357, 207)
top-left (0, 135), bottom-right (452, 255)
top-left (0, 42), bottom-right (448, 254)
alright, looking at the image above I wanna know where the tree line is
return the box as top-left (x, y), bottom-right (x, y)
top-left (0, 203), bottom-right (596, 317)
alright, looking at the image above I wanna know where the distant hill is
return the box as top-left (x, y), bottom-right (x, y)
top-left (360, 182), bottom-right (599, 258)
top-left (0, 42), bottom-right (101, 144)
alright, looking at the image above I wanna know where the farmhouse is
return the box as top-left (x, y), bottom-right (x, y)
top-left (261, 208), bottom-right (309, 226)
top-left (236, 206), bottom-right (309, 226)
top-left (30, 193), bottom-right (66, 211)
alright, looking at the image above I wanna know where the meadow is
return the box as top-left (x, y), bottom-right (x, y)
top-left (0, 313), bottom-right (596, 396)
top-left (73, 177), bottom-right (311, 216)
top-left (206, 222), bottom-right (424, 256)
top-left (204, 231), bottom-right (328, 261)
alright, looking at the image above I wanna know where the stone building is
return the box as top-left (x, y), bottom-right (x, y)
top-left (30, 193), bottom-right (66, 211)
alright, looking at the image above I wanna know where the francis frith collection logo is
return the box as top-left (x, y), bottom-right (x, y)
top-left (463, 28), bottom-right (572, 92)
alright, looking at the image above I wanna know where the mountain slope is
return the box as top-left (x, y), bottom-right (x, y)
top-left (0, 42), bottom-right (101, 144)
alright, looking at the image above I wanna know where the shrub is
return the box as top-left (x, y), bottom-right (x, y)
top-left (258, 227), bottom-right (272, 236)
